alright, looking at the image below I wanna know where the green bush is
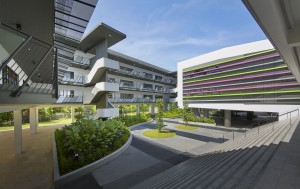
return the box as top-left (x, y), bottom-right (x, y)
top-left (162, 108), bottom-right (183, 118)
top-left (55, 119), bottom-right (130, 175)
top-left (114, 114), bottom-right (151, 127)
top-left (186, 115), bottom-right (216, 124)
top-left (0, 111), bottom-right (13, 126)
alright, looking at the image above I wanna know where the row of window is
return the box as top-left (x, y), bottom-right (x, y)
top-left (120, 65), bottom-right (172, 83)
top-left (109, 93), bottom-right (163, 100)
top-left (110, 78), bottom-right (165, 90)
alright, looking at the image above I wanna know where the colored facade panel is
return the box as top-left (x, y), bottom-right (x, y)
top-left (182, 49), bottom-right (300, 104)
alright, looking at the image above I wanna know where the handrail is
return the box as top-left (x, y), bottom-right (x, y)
top-left (279, 108), bottom-right (299, 117)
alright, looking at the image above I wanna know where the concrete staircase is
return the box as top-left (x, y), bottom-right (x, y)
top-left (131, 116), bottom-right (300, 189)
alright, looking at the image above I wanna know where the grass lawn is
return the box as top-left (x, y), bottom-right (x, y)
top-left (143, 129), bottom-right (176, 138)
top-left (175, 125), bottom-right (199, 130)
top-left (0, 118), bottom-right (71, 131)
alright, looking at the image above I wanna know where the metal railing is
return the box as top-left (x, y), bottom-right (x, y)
top-left (57, 95), bottom-right (83, 103)
top-left (59, 75), bottom-right (85, 85)
top-left (221, 109), bottom-right (299, 143)
top-left (113, 68), bottom-right (176, 85)
top-left (0, 23), bottom-right (57, 98)
top-left (108, 98), bottom-right (155, 103)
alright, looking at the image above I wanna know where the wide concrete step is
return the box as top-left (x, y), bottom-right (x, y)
top-left (131, 117), bottom-right (298, 189)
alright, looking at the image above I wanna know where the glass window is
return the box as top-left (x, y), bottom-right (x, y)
top-left (120, 80), bottom-right (134, 87)
top-left (143, 83), bottom-right (153, 89)
top-left (120, 93), bottom-right (134, 99)
top-left (155, 75), bottom-right (163, 81)
top-left (144, 72), bottom-right (153, 79)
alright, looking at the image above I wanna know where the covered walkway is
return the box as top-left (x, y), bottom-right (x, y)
top-left (0, 124), bottom-right (64, 189)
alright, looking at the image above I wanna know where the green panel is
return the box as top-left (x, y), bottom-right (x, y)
top-left (183, 89), bottom-right (300, 99)
top-left (183, 49), bottom-right (276, 73)
top-left (183, 65), bottom-right (287, 84)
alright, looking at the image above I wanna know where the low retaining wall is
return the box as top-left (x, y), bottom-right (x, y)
top-left (163, 118), bottom-right (217, 127)
top-left (53, 132), bottom-right (132, 188)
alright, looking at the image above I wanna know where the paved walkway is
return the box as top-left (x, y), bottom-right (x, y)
top-left (0, 124), bottom-right (64, 189)
top-left (131, 120), bottom-right (246, 155)
top-left (58, 136), bottom-right (191, 189)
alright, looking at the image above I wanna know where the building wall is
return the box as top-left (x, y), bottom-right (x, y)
top-left (177, 40), bottom-right (300, 114)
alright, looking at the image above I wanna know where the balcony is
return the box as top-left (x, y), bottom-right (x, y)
top-left (170, 88), bottom-right (177, 93)
top-left (89, 82), bottom-right (119, 104)
top-left (59, 75), bottom-right (85, 85)
top-left (86, 57), bottom-right (119, 85)
top-left (109, 98), bottom-right (155, 104)
top-left (56, 96), bottom-right (83, 104)
top-left (111, 69), bottom-right (176, 85)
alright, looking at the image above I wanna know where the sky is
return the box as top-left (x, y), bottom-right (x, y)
top-left (85, 0), bottom-right (267, 71)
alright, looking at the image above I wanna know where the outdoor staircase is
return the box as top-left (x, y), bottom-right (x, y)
top-left (131, 115), bottom-right (300, 189)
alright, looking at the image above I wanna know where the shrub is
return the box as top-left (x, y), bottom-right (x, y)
top-left (162, 108), bottom-right (183, 118)
top-left (55, 119), bottom-right (130, 175)
top-left (114, 114), bottom-right (151, 127)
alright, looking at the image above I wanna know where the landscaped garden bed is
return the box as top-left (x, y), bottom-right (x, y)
top-left (143, 130), bottom-right (176, 138)
top-left (55, 119), bottom-right (130, 175)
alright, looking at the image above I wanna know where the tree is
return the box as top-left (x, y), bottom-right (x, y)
top-left (155, 98), bottom-right (164, 131)
top-left (183, 101), bottom-right (193, 126)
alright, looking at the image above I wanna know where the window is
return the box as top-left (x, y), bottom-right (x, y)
top-left (65, 71), bottom-right (74, 79)
top-left (120, 66), bottom-right (133, 73)
top-left (59, 89), bottom-right (75, 97)
top-left (144, 72), bottom-right (153, 79)
top-left (69, 90), bottom-right (74, 97)
top-left (144, 95), bottom-right (153, 99)
top-left (143, 83), bottom-right (153, 89)
top-left (155, 85), bottom-right (163, 91)
top-left (1, 66), bottom-right (18, 85)
top-left (155, 75), bottom-right (163, 81)
top-left (120, 80), bottom-right (134, 87)
top-left (120, 93), bottom-right (134, 99)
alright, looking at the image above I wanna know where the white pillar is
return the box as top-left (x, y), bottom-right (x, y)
top-left (224, 110), bottom-right (232, 127)
top-left (30, 108), bottom-right (38, 135)
top-left (150, 104), bottom-right (155, 115)
top-left (71, 107), bottom-right (75, 123)
top-left (14, 110), bottom-right (22, 155)
top-left (136, 105), bottom-right (140, 115)
top-left (167, 104), bottom-right (171, 111)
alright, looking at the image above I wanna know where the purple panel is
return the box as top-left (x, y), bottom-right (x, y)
top-left (183, 54), bottom-right (280, 77)
top-left (183, 82), bottom-right (299, 94)
top-left (183, 70), bottom-right (291, 88)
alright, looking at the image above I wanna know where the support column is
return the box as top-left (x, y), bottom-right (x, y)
top-left (204, 109), bottom-right (209, 118)
top-left (150, 104), bottom-right (155, 116)
top-left (167, 103), bottom-right (171, 111)
top-left (136, 104), bottom-right (140, 115)
top-left (30, 107), bottom-right (38, 135)
top-left (14, 110), bottom-right (22, 155)
top-left (224, 110), bottom-right (232, 127)
top-left (164, 103), bottom-right (168, 111)
top-left (71, 107), bottom-right (75, 123)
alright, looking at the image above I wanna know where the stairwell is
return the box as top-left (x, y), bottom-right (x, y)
top-left (131, 114), bottom-right (300, 189)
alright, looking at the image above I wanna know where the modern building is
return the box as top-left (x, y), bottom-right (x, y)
top-left (178, 40), bottom-right (300, 127)
top-left (57, 48), bottom-right (177, 117)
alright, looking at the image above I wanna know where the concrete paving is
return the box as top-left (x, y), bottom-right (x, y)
top-left (131, 121), bottom-right (245, 155)
top-left (59, 136), bottom-right (191, 189)
top-left (0, 124), bottom-right (65, 189)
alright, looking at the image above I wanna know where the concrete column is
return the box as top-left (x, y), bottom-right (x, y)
top-left (14, 110), bottom-right (22, 155)
top-left (167, 103), bottom-right (171, 111)
top-left (29, 107), bottom-right (38, 135)
top-left (204, 109), bottom-right (209, 118)
top-left (224, 110), bottom-right (232, 127)
top-left (71, 107), bottom-right (75, 123)
top-left (136, 104), bottom-right (140, 115)
top-left (150, 104), bottom-right (155, 115)
top-left (164, 103), bottom-right (168, 111)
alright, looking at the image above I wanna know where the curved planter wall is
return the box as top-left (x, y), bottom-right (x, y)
top-left (53, 133), bottom-right (132, 188)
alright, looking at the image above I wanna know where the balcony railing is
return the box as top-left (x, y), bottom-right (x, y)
top-left (59, 75), bottom-right (86, 85)
top-left (109, 98), bottom-right (155, 103)
top-left (113, 69), bottom-right (176, 85)
top-left (56, 95), bottom-right (83, 103)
